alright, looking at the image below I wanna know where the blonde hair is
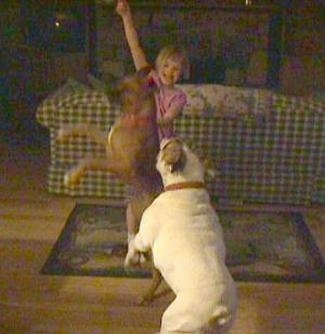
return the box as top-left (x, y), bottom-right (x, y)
top-left (155, 45), bottom-right (190, 80)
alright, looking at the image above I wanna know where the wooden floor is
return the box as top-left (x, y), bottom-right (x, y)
top-left (0, 134), bottom-right (324, 334)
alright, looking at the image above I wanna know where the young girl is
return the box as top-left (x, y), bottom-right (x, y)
top-left (116, 0), bottom-right (189, 141)
top-left (116, 0), bottom-right (189, 262)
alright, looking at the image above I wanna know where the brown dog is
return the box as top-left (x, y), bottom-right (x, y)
top-left (57, 67), bottom-right (163, 304)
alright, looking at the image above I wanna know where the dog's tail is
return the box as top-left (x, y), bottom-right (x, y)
top-left (57, 124), bottom-right (107, 146)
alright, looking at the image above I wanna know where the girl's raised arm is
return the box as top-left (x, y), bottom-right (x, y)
top-left (116, 0), bottom-right (149, 71)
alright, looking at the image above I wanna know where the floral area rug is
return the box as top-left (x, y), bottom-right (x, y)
top-left (41, 204), bottom-right (324, 282)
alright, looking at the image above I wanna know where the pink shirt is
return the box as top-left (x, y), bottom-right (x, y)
top-left (150, 70), bottom-right (187, 141)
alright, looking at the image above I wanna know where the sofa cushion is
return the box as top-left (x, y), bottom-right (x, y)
top-left (272, 93), bottom-right (324, 116)
top-left (177, 84), bottom-right (272, 121)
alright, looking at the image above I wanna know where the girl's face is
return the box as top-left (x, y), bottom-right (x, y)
top-left (158, 58), bottom-right (183, 86)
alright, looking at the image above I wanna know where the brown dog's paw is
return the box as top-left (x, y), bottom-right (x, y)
top-left (56, 126), bottom-right (71, 142)
top-left (64, 168), bottom-right (81, 187)
top-left (64, 174), bottom-right (74, 187)
top-left (136, 293), bottom-right (154, 306)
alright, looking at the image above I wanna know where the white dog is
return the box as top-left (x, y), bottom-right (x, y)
top-left (127, 138), bottom-right (237, 334)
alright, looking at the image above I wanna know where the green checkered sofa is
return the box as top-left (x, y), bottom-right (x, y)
top-left (36, 81), bottom-right (324, 205)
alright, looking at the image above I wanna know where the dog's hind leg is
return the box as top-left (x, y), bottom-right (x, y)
top-left (138, 268), bottom-right (163, 306)
top-left (64, 157), bottom-right (116, 187)
top-left (57, 124), bottom-right (107, 146)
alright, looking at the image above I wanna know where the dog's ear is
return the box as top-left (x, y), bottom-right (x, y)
top-left (137, 65), bottom-right (153, 78)
top-left (117, 74), bottom-right (136, 94)
top-left (162, 139), bottom-right (187, 173)
top-left (137, 66), bottom-right (157, 93)
top-left (106, 84), bottom-right (121, 104)
top-left (117, 67), bottom-right (155, 96)
top-left (116, 74), bottom-right (141, 107)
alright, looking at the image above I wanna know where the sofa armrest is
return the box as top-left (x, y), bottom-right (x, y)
top-left (36, 78), bottom-right (90, 127)
top-left (36, 90), bottom-right (115, 129)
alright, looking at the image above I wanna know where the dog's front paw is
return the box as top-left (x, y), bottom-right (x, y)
top-left (64, 168), bottom-right (82, 187)
top-left (56, 126), bottom-right (71, 141)
top-left (124, 238), bottom-right (147, 267)
top-left (137, 292), bottom-right (154, 306)
top-left (124, 248), bottom-right (141, 268)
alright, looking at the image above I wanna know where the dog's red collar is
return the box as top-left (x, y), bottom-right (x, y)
top-left (122, 114), bottom-right (152, 127)
top-left (164, 181), bottom-right (205, 192)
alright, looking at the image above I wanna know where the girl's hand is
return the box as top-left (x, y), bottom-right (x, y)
top-left (116, 0), bottom-right (129, 17)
